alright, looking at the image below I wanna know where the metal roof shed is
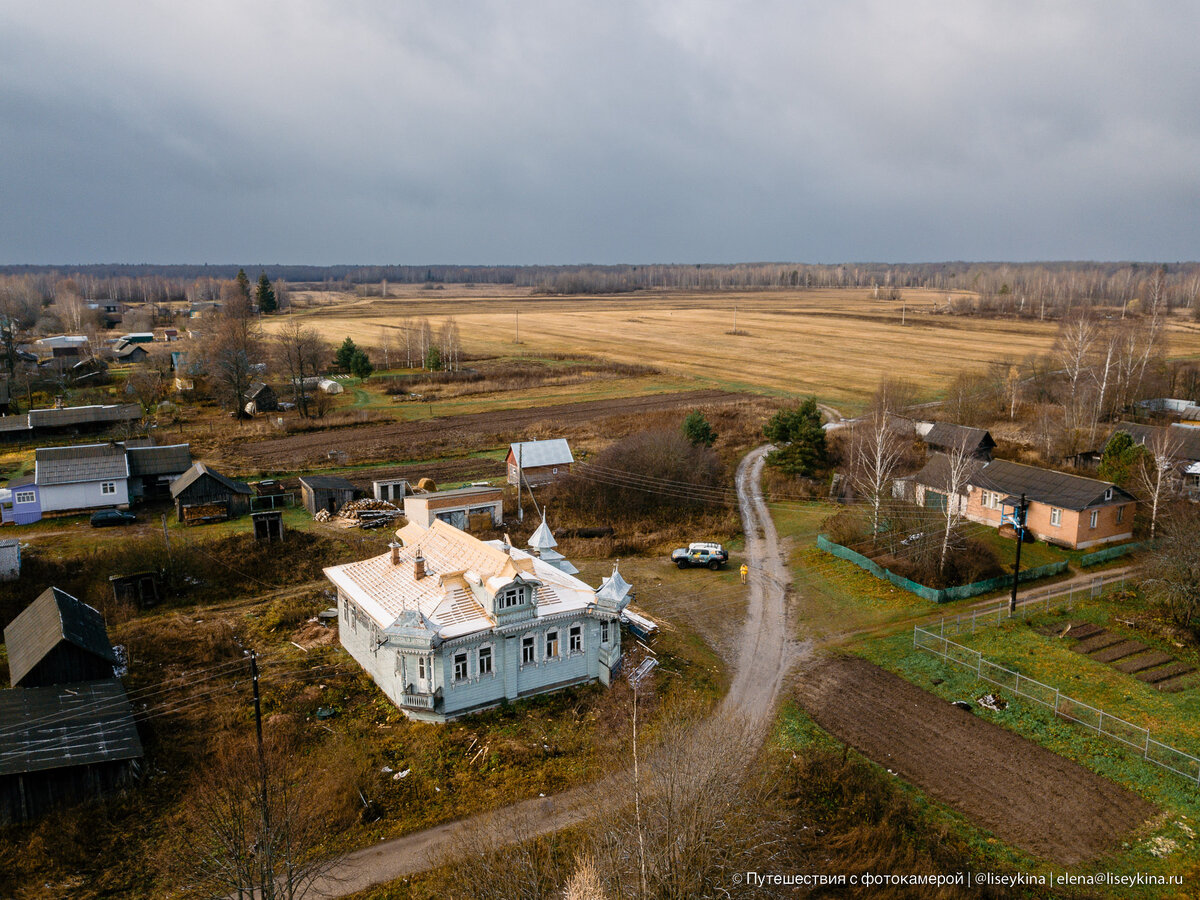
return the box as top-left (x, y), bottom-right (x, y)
top-left (4, 587), bottom-right (118, 688)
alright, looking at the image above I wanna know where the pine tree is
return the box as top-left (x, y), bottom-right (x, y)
top-left (349, 349), bottom-right (374, 380)
top-left (764, 397), bottom-right (828, 476)
top-left (235, 268), bottom-right (251, 302)
top-left (335, 337), bottom-right (358, 371)
top-left (682, 410), bottom-right (717, 447)
top-left (256, 272), bottom-right (276, 313)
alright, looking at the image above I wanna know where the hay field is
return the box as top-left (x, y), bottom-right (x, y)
top-left (269, 286), bottom-right (1200, 409)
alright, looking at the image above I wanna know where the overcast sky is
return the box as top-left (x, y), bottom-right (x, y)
top-left (2, 1), bottom-right (1198, 265)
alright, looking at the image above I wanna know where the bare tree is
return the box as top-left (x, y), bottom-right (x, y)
top-left (203, 295), bottom-right (264, 418)
top-left (1141, 503), bottom-right (1200, 627)
top-left (939, 444), bottom-right (975, 575)
top-left (849, 406), bottom-right (906, 543)
top-left (174, 730), bottom-right (352, 900)
top-left (275, 321), bottom-right (326, 417)
top-left (1136, 428), bottom-right (1181, 540)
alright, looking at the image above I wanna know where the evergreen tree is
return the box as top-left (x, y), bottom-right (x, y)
top-left (256, 272), bottom-right (276, 313)
top-left (764, 397), bottom-right (828, 476)
top-left (682, 409), bottom-right (717, 447)
top-left (349, 349), bottom-right (374, 380)
top-left (335, 336), bottom-right (358, 371)
top-left (235, 268), bottom-right (251, 302)
top-left (425, 345), bottom-right (443, 371)
top-left (1098, 430), bottom-right (1148, 486)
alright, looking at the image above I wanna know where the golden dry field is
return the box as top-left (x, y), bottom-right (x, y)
top-left (269, 286), bottom-right (1200, 409)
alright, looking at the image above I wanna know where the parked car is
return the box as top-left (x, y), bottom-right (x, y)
top-left (671, 541), bottom-right (729, 570)
top-left (90, 508), bottom-right (136, 528)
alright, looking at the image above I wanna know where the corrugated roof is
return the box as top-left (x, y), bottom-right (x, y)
top-left (28, 404), bottom-right (141, 429)
top-left (509, 439), bottom-right (574, 468)
top-left (35, 443), bottom-right (129, 486)
top-left (170, 463), bottom-right (252, 498)
top-left (0, 415), bottom-right (32, 433)
top-left (247, 382), bottom-right (273, 399)
top-left (923, 423), bottom-right (995, 455)
top-left (410, 485), bottom-right (502, 500)
top-left (974, 459), bottom-right (1134, 511)
top-left (4, 587), bottom-right (118, 687)
top-left (0, 679), bottom-right (143, 776)
top-left (126, 443), bottom-right (192, 478)
top-left (1110, 422), bottom-right (1200, 463)
top-left (298, 475), bottom-right (357, 492)
top-left (910, 453), bottom-right (987, 494)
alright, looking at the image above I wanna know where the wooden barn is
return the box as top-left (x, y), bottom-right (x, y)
top-left (0, 679), bottom-right (143, 824)
top-left (244, 382), bottom-right (278, 415)
top-left (507, 439), bottom-right (575, 486)
top-left (125, 442), bottom-right (192, 501)
top-left (170, 463), bottom-right (252, 524)
top-left (4, 587), bottom-right (118, 688)
top-left (299, 474), bottom-right (358, 515)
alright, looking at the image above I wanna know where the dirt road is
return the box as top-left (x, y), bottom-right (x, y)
top-left (796, 654), bottom-right (1155, 865)
top-left (306, 446), bottom-right (792, 897)
top-left (229, 389), bottom-right (745, 471)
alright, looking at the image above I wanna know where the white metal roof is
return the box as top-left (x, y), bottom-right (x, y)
top-left (324, 519), bottom-right (598, 641)
top-left (509, 439), bottom-right (574, 468)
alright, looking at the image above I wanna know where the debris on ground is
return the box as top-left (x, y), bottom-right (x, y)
top-left (978, 693), bottom-right (1008, 711)
top-left (337, 498), bottom-right (403, 523)
top-left (314, 508), bottom-right (332, 522)
top-left (951, 700), bottom-right (974, 712)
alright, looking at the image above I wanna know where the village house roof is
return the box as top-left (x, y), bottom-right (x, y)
top-left (909, 453), bottom-right (987, 494)
top-left (246, 382), bottom-right (273, 400)
top-left (112, 343), bottom-right (148, 360)
top-left (0, 680), bottom-right (142, 777)
top-left (325, 519), bottom-right (606, 643)
top-left (508, 439), bottom-right (574, 468)
top-left (527, 514), bottom-right (578, 575)
top-left (28, 403), bottom-right (141, 430)
top-left (126, 443), bottom-right (192, 478)
top-left (973, 459), bottom-right (1134, 511)
top-left (4, 588), bottom-right (118, 688)
top-left (596, 562), bottom-right (633, 607)
top-left (35, 443), bottom-right (129, 487)
top-left (1109, 422), bottom-right (1200, 463)
top-left (170, 463), bottom-right (252, 498)
top-left (410, 484), bottom-right (502, 501)
top-left (298, 474), bottom-right (357, 492)
top-left (922, 423), bottom-right (996, 456)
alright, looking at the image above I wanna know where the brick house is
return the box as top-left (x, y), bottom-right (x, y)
top-left (966, 459), bottom-right (1135, 550)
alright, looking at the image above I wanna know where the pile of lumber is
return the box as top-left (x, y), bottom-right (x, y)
top-left (337, 498), bottom-right (403, 527)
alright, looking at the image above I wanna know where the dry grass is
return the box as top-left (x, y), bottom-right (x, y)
top-left (266, 286), bottom-right (1200, 410)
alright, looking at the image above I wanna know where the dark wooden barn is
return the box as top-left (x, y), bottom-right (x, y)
top-left (4, 587), bottom-right (118, 688)
top-left (299, 474), bottom-right (358, 515)
top-left (0, 679), bottom-right (143, 824)
top-left (245, 382), bottom-right (278, 415)
top-left (125, 442), bottom-right (192, 501)
top-left (170, 462), bottom-right (252, 524)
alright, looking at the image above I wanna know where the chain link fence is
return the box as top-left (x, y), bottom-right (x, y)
top-left (933, 571), bottom-right (1128, 639)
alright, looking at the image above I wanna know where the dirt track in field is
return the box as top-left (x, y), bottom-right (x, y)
top-left (794, 654), bottom-right (1155, 866)
top-left (228, 389), bottom-right (745, 471)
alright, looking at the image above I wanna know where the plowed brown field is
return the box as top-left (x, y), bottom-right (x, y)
top-left (795, 654), bottom-right (1155, 865)
top-left (229, 389), bottom-right (745, 471)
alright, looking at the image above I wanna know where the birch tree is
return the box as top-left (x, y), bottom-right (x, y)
top-left (849, 408), bottom-right (906, 543)
top-left (1136, 428), bottom-right (1181, 540)
top-left (939, 444), bottom-right (975, 576)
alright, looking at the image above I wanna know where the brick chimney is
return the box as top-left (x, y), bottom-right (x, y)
top-left (389, 541), bottom-right (400, 565)
top-left (414, 553), bottom-right (426, 580)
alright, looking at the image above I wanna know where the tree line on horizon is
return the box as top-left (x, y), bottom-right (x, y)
top-left (2, 260), bottom-right (1200, 318)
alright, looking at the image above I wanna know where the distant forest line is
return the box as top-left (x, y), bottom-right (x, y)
top-left (2, 261), bottom-right (1199, 315)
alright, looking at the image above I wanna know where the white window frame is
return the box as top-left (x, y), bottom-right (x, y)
top-left (453, 650), bottom-right (469, 683)
top-left (478, 644), bottom-right (493, 676)
top-left (1104, 488), bottom-right (1113, 501)
top-left (499, 587), bottom-right (523, 610)
top-left (1089, 510), bottom-right (1099, 529)
top-left (546, 630), bottom-right (559, 659)
top-left (1116, 505), bottom-right (1125, 524)
top-left (521, 635), bottom-right (536, 666)
top-left (14, 491), bottom-right (35, 504)
top-left (1050, 507), bottom-right (1062, 527)
top-left (101, 481), bottom-right (116, 495)
top-left (417, 656), bottom-right (427, 682)
top-left (569, 624), bottom-right (582, 654)
top-left (601, 621), bottom-right (610, 644)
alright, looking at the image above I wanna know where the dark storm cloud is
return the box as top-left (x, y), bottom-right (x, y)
top-left (2, 1), bottom-right (1198, 263)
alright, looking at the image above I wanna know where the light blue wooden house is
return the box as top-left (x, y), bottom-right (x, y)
top-left (325, 518), bottom-right (631, 722)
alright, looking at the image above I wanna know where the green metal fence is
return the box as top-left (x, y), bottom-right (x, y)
top-left (1079, 541), bottom-right (1148, 568)
top-left (816, 534), bottom-right (1068, 604)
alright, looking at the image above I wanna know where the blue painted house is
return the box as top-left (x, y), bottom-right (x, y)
top-left (325, 519), bottom-right (631, 722)
top-left (1, 477), bottom-right (41, 525)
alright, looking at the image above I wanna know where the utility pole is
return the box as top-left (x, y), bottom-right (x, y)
top-left (732, 305), bottom-right (737, 334)
top-left (1009, 494), bottom-right (1027, 614)
top-left (250, 650), bottom-right (273, 898)
top-left (516, 443), bottom-right (523, 523)
top-left (161, 513), bottom-right (171, 566)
